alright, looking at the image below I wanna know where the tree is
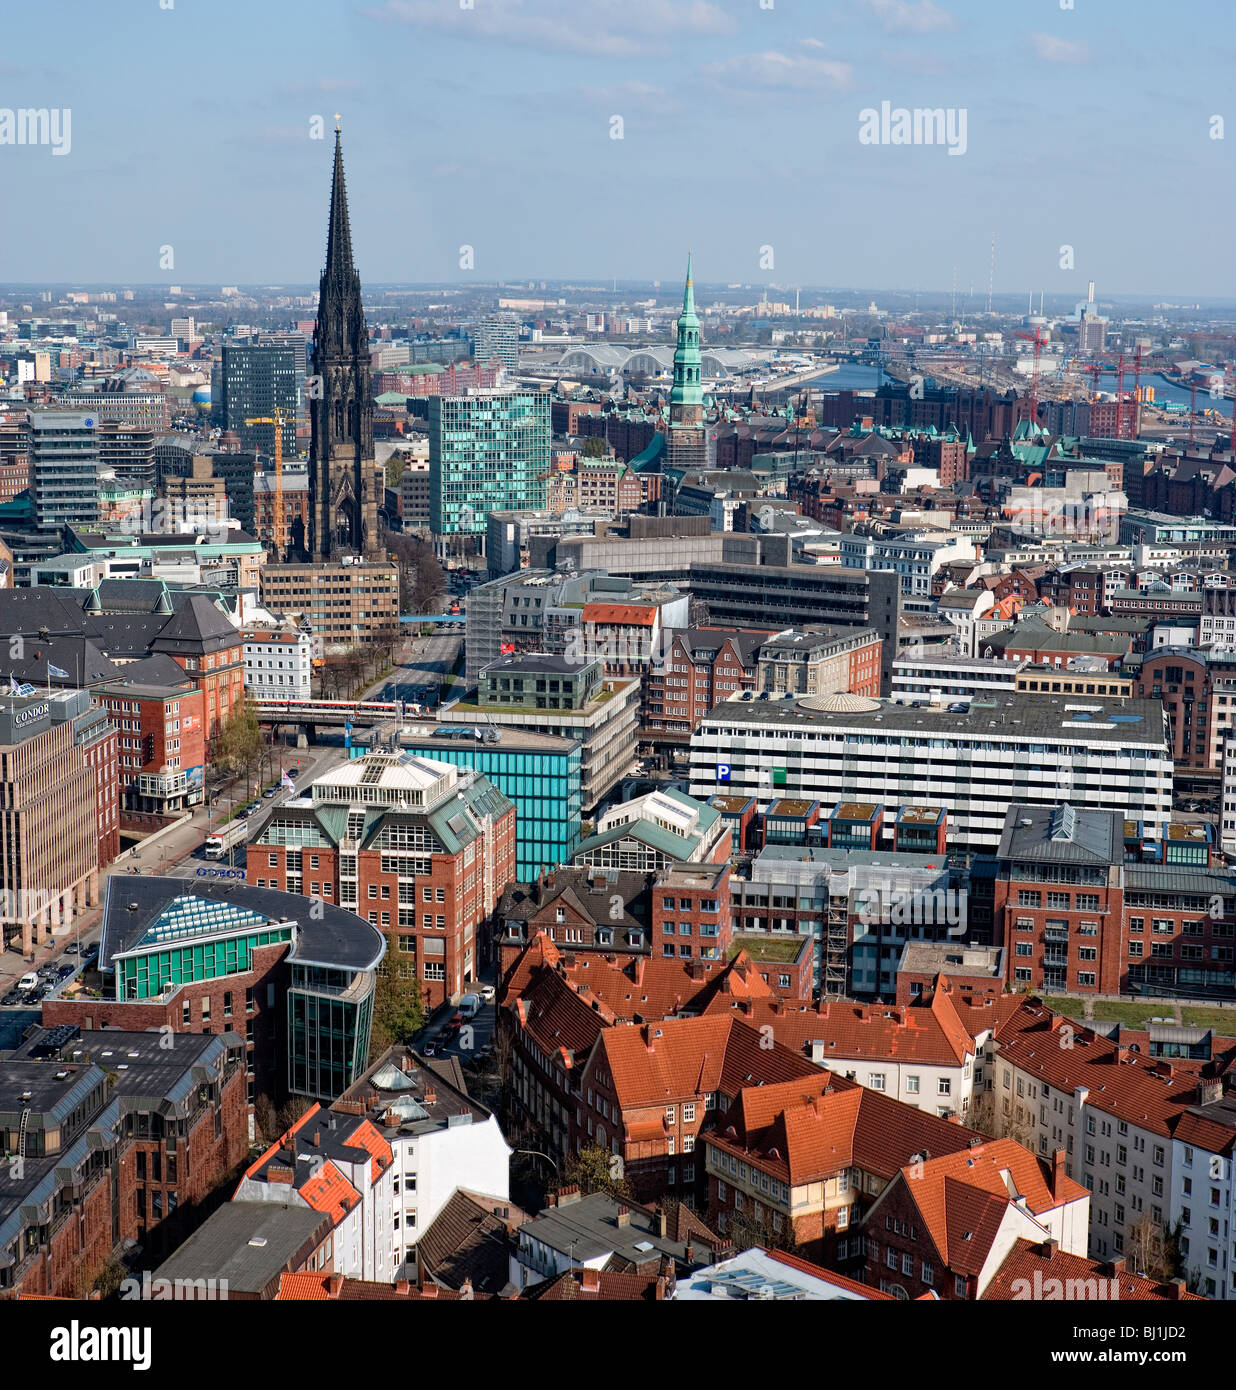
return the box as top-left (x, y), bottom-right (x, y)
top-left (370, 928), bottom-right (425, 1058)
top-left (581, 436), bottom-right (608, 458)
top-left (387, 531), bottom-right (446, 616)
top-left (211, 697), bottom-right (263, 790)
top-left (1126, 1213), bottom-right (1184, 1283)
top-left (564, 1142), bottom-right (633, 1201)
top-left (724, 1202), bottom-right (797, 1255)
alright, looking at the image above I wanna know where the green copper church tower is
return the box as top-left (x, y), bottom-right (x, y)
top-left (667, 253), bottom-right (707, 472)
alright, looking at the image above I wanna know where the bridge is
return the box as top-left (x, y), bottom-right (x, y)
top-left (252, 698), bottom-right (406, 729)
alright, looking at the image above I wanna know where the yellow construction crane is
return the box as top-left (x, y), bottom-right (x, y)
top-left (244, 407), bottom-right (287, 557)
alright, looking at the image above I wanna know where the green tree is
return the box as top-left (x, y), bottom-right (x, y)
top-left (581, 436), bottom-right (608, 458)
top-left (564, 1142), bottom-right (633, 1201)
top-left (370, 928), bottom-right (425, 1058)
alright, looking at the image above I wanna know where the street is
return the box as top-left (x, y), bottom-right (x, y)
top-left (0, 739), bottom-right (351, 995)
top-left (362, 629), bottom-right (463, 708)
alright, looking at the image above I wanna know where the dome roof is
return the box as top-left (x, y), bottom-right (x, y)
top-left (798, 692), bottom-right (883, 714)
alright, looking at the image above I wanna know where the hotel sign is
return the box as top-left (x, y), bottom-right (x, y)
top-left (0, 698), bottom-right (53, 744)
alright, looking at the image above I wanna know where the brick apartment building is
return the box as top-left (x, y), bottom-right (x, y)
top-left (644, 627), bottom-right (768, 740)
top-left (147, 594), bottom-right (245, 745)
top-left (250, 751), bottom-right (516, 1009)
top-left (994, 803), bottom-right (1236, 1001)
top-left (862, 1141), bottom-right (1089, 1299)
top-left (96, 676), bottom-right (205, 815)
top-left (0, 1028), bottom-right (247, 1294)
top-left (703, 1071), bottom-right (985, 1269)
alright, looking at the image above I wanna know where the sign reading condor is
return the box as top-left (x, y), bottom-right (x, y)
top-left (0, 697), bottom-right (52, 743)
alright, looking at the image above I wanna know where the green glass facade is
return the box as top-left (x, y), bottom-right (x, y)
top-left (117, 925), bottom-right (294, 1000)
top-left (429, 390), bottom-right (550, 538)
top-left (400, 738), bottom-right (582, 880)
top-left (287, 965), bottom-right (374, 1100)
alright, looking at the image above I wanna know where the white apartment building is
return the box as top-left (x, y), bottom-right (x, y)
top-left (689, 692), bottom-right (1172, 852)
top-left (991, 1004), bottom-right (1226, 1270)
top-left (840, 531), bottom-right (976, 600)
top-left (891, 653), bottom-right (1025, 704)
top-left (935, 588), bottom-right (995, 657)
top-left (1170, 1079), bottom-right (1236, 1300)
top-left (243, 623), bottom-right (313, 699)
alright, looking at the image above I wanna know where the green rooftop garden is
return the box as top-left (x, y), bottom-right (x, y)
top-left (730, 934), bottom-right (804, 964)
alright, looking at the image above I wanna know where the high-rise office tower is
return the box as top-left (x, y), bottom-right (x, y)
top-left (27, 410), bottom-right (100, 533)
top-left (219, 343), bottom-right (301, 460)
top-left (668, 253), bottom-right (706, 472)
top-left (307, 127), bottom-right (382, 561)
top-left (473, 315), bottom-right (519, 372)
top-left (429, 389), bottom-right (550, 551)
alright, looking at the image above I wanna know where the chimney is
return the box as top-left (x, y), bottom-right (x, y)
top-left (1050, 1148), bottom-right (1067, 1196)
top-left (580, 1267), bottom-right (601, 1294)
top-left (267, 1167), bottom-right (295, 1185)
top-left (1040, 1237), bottom-right (1057, 1260)
top-left (328, 1273), bottom-right (343, 1298)
top-left (1105, 1256), bottom-right (1126, 1277)
top-left (420, 1282), bottom-right (439, 1299)
top-left (685, 1241), bottom-right (694, 1263)
top-left (1197, 1078), bottom-right (1223, 1107)
top-left (658, 1206), bottom-right (667, 1238)
top-left (616, 1205), bottom-right (631, 1228)
top-left (459, 1277), bottom-right (475, 1301)
top-left (1168, 1277), bottom-right (1187, 1300)
top-left (394, 1279), bottom-right (410, 1295)
top-left (312, 1132), bottom-right (320, 1147)
top-left (557, 1184), bottom-right (582, 1206)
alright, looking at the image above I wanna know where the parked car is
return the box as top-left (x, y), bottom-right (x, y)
top-left (263, 787), bottom-right (277, 798)
top-left (64, 942), bottom-right (79, 954)
top-left (56, 963), bottom-right (75, 979)
top-left (422, 1042), bottom-right (437, 1057)
top-left (1, 989), bottom-right (22, 1006)
top-left (480, 984), bottom-right (496, 1004)
top-left (18, 972), bottom-right (38, 992)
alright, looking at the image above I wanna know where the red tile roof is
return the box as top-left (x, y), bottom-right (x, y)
top-left (894, 1139), bottom-right (1089, 1273)
top-left (992, 1001), bottom-right (1230, 1140)
top-left (593, 1015), bottom-right (819, 1113)
top-left (710, 1075), bottom-right (981, 1186)
top-left (983, 1239), bottom-right (1205, 1301)
top-left (583, 603), bottom-right (656, 626)
top-left (299, 1161), bottom-right (362, 1225)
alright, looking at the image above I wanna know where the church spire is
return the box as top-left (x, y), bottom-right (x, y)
top-left (670, 251), bottom-right (702, 409)
top-left (324, 126), bottom-right (356, 284)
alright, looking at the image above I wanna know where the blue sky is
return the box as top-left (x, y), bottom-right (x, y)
top-left (2, 0), bottom-right (1233, 295)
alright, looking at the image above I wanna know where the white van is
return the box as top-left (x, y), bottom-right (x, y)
top-left (18, 972), bottom-right (38, 992)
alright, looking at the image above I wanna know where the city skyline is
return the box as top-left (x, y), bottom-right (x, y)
top-left (1, 0), bottom-right (1232, 294)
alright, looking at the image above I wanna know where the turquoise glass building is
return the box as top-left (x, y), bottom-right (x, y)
top-left (397, 727), bottom-right (582, 879)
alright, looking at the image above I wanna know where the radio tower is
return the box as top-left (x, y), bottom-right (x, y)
top-left (987, 233), bottom-right (995, 315)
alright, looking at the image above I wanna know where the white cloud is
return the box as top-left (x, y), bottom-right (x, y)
top-left (1030, 32), bottom-right (1091, 64)
top-left (704, 48), bottom-right (853, 92)
top-left (366, 0), bottom-right (735, 58)
top-left (860, 0), bottom-right (955, 34)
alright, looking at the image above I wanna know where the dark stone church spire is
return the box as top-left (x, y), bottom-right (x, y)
top-left (308, 123), bottom-right (381, 562)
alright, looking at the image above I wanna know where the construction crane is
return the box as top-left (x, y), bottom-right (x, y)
top-left (244, 407), bottom-right (288, 559)
top-left (1114, 346), bottom-right (1144, 440)
top-left (1015, 326), bottom-right (1050, 424)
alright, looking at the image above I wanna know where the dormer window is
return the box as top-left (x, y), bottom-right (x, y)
top-left (555, 908), bottom-right (565, 924)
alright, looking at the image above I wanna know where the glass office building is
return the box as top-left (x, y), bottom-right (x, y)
top-left (398, 729), bottom-right (582, 879)
top-left (101, 880), bottom-right (382, 1103)
top-left (219, 343), bottom-right (302, 458)
top-left (429, 389), bottom-right (550, 545)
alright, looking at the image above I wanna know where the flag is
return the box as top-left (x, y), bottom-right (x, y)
top-left (48, 663), bottom-right (70, 680)
top-left (8, 676), bottom-right (17, 695)
top-left (281, 770), bottom-right (294, 790)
